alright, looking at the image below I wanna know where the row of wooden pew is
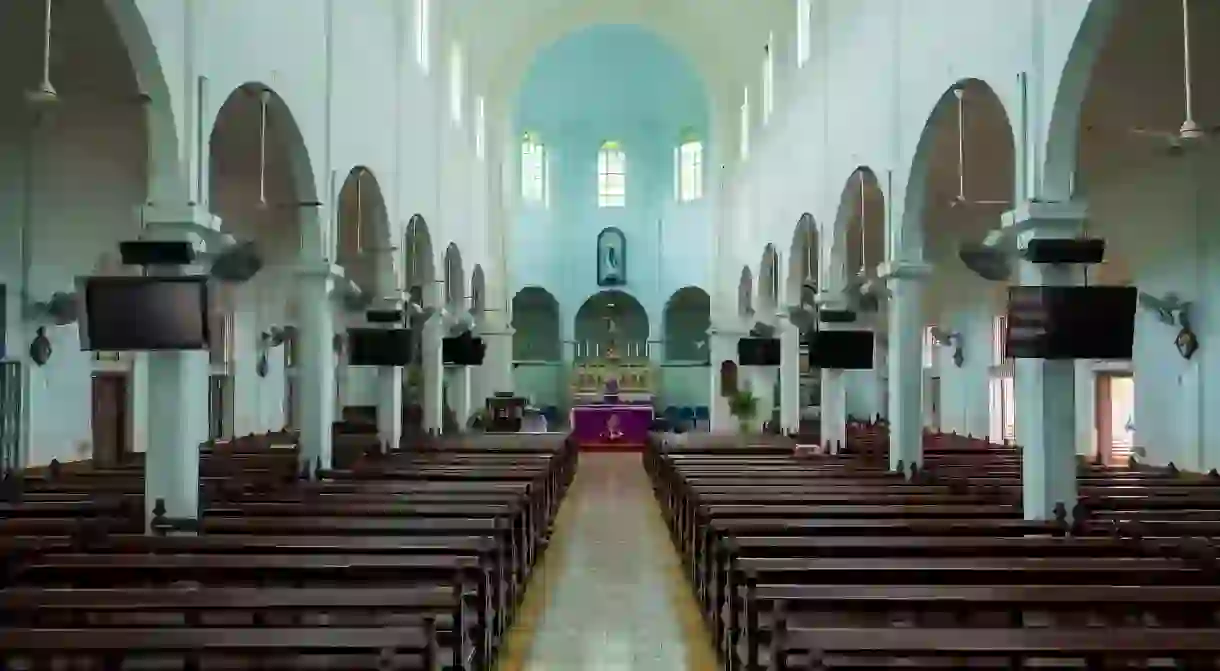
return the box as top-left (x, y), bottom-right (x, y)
top-left (646, 431), bottom-right (1220, 670)
top-left (0, 431), bottom-right (577, 669)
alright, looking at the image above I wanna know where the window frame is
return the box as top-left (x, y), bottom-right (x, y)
top-left (597, 141), bottom-right (627, 208)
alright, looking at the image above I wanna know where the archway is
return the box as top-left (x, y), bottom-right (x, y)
top-left (470, 265), bottom-right (487, 321)
top-left (737, 266), bottom-right (754, 320)
top-left (787, 213), bottom-right (819, 309)
top-left (0, 0), bottom-right (181, 467)
top-left (663, 286), bottom-right (711, 362)
top-left (903, 79), bottom-right (1017, 440)
top-left (1046, 0), bottom-right (1220, 470)
top-left (757, 244), bottom-right (780, 317)
top-left (404, 215), bottom-right (437, 307)
top-left (210, 83), bottom-right (320, 437)
top-left (574, 290), bottom-right (649, 358)
top-left (336, 167), bottom-right (393, 296)
top-left (443, 243), bottom-right (466, 310)
top-left (831, 168), bottom-right (886, 291)
top-left (512, 287), bottom-right (561, 362)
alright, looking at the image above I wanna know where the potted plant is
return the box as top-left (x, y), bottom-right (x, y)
top-left (728, 390), bottom-right (760, 434)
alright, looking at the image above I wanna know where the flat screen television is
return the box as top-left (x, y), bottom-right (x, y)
top-left (737, 337), bottom-right (781, 366)
top-left (1005, 286), bottom-right (1136, 360)
top-left (807, 330), bottom-right (875, 370)
top-left (347, 328), bottom-right (413, 366)
top-left (443, 335), bottom-right (486, 366)
top-left (78, 276), bottom-right (211, 351)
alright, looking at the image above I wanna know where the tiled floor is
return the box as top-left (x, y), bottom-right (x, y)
top-left (497, 452), bottom-right (718, 671)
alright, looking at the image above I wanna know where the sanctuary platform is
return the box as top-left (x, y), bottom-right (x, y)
top-left (569, 353), bottom-right (656, 451)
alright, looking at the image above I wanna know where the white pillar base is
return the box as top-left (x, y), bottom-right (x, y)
top-left (421, 316), bottom-right (444, 433)
top-left (377, 366), bottom-right (402, 451)
top-left (295, 264), bottom-right (336, 475)
top-left (779, 317), bottom-right (801, 434)
top-left (881, 261), bottom-right (931, 474)
top-left (145, 349), bottom-right (208, 529)
top-left (447, 366), bottom-right (472, 432)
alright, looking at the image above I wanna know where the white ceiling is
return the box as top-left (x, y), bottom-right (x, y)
top-left (447, 0), bottom-right (792, 116)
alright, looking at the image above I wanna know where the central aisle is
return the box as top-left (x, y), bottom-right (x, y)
top-left (498, 452), bottom-right (717, 670)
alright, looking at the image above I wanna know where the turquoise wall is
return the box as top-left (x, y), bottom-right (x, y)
top-left (511, 25), bottom-right (713, 409)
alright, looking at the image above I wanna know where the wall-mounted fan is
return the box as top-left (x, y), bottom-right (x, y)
top-left (1128, 0), bottom-right (1220, 156)
top-left (337, 278), bottom-right (373, 314)
top-left (958, 242), bottom-right (1014, 282)
top-left (25, 291), bottom-right (77, 326)
top-left (929, 326), bottom-right (964, 367)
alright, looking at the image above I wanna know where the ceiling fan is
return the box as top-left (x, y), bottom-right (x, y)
top-left (1128, 0), bottom-right (1220, 155)
top-left (948, 86), bottom-right (1011, 209)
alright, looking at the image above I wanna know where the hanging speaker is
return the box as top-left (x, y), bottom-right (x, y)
top-left (366, 309), bottom-right (404, 324)
top-left (819, 309), bottom-right (858, 324)
top-left (1022, 238), bottom-right (1106, 265)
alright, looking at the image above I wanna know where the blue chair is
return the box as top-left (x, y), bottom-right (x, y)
top-left (664, 405), bottom-right (680, 424)
top-left (694, 405), bottom-right (710, 430)
top-left (679, 406), bottom-right (696, 423)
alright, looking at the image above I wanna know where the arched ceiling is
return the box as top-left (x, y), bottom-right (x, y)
top-left (449, 0), bottom-right (791, 119)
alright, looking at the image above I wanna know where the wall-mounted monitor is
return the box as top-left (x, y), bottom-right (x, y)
top-left (1005, 286), bottom-right (1136, 360)
top-left (78, 276), bottom-right (211, 351)
top-left (347, 328), bottom-right (413, 367)
top-left (738, 337), bottom-right (781, 366)
top-left (808, 330), bottom-right (874, 370)
top-left (443, 334), bottom-right (487, 366)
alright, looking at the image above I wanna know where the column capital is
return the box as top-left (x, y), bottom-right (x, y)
top-left (999, 199), bottom-right (1087, 247)
top-left (878, 260), bottom-right (933, 281)
top-left (139, 204), bottom-right (224, 249)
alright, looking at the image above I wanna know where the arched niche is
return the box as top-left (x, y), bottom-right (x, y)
top-left (757, 244), bottom-right (780, 315)
top-left (512, 287), bottom-right (561, 361)
top-left (335, 166), bottom-right (392, 295)
top-left (831, 168), bottom-right (886, 287)
top-left (442, 243), bottom-right (466, 310)
top-left (787, 213), bottom-right (819, 304)
top-left (595, 226), bottom-right (627, 287)
top-left (573, 290), bottom-right (649, 358)
top-left (404, 215), bottom-right (436, 308)
top-left (737, 266), bottom-right (754, 320)
top-left (663, 286), bottom-right (711, 362)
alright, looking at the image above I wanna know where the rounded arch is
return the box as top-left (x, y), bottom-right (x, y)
top-left (404, 215), bottom-right (436, 307)
top-left (336, 166), bottom-right (392, 294)
top-left (831, 167), bottom-right (886, 287)
top-left (1043, 0), bottom-right (1125, 200)
top-left (787, 213), bottom-right (819, 303)
top-left (470, 265), bottom-right (487, 318)
top-left (900, 78), bottom-right (1018, 262)
top-left (101, 0), bottom-right (183, 202)
top-left (512, 287), bottom-right (561, 361)
top-left (443, 243), bottom-right (466, 309)
top-left (737, 266), bottom-right (754, 319)
top-left (209, 84), bottom-right (322, 261)
top-left (574, 290), bottom-right (650, 358)
top-left (757, 244), bottom-right (780, 315)
top-left (663, 286), bottom-right (711, 362)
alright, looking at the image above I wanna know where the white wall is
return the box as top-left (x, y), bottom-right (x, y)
top-left (0, 0), bottom-right (490, 466)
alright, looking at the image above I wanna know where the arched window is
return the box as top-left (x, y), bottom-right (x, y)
top-left (796, 0), bottom-right (811, 67)
top-left (740, 88), bottom-right (751, 160)
top-left (414, 0), bottom-right (431, 73)
top-left (521, 132), bottom-right (548, 204)
top-left (449, 42), bottom-right (464, 125)
top-left (762, 37), bottom-right (775, 124)
top-left (598, 140), bottom-right (626, 208)
top-left (675, 130), bottom-right (703, 203)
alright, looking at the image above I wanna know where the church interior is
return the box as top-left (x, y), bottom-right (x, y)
top-left (3, 0), bottom-right (1220, 668)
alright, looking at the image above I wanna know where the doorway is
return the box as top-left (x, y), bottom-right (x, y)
top-left (91, 372), bottom-right (129, 468)
top-left (988, 374), bottom-right (1015, 445)
top-left (1095, 373), bottom-right (1135, 466)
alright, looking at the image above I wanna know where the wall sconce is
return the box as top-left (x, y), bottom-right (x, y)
top-left (930, 327), bottom-right (964, 368)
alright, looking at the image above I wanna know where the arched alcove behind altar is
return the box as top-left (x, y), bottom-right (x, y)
top-left (573, 290), bottom-right (650, 359)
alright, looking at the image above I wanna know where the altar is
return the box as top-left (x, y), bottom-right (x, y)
top-left (567, 307), bottom-right (657, 451)
top-left (569, 404), bottom-right (654, 451)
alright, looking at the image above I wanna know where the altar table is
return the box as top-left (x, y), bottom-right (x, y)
top-left (569, 405), bottom-right (654, 452)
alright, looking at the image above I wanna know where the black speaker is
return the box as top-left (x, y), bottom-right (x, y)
top-left (1022, 238), bottom-right (1105, 265)
top-left (118, 240), bottom-right (197, 267)
top-left (819, 309), bottom-right (858, 324)
top-left (366, 309), bottom-right (404, 324)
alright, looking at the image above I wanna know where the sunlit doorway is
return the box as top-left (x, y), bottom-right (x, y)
top-left (1095, 373), bottom-right (1135, 466)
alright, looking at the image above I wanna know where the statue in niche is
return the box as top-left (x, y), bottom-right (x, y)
top-left (596, 227), bottom-right (627, 287)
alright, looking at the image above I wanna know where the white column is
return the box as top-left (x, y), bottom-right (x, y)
top-left (447, 366), bottom-right (472, 431)
top-left (138, 215), bottom-right (212, 529)
top-left (295, 263), bottom-right (336, 474)
top-left (814, 293), bottom-right (850, 452)
top-left (421, 314), bottom-right (444, 433)
top-left (706, 324), bottom-right (744, 433)
top-left (1003, 201), bottom-right (1085, 520)
top-left (779, 315), bottom-right (801, 434)
top-left (881, 261), bottom-right (931, 473)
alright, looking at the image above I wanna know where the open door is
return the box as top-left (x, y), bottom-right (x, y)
top-left (1096, 373), bottom-right (1135, 466)
top-left (91, 372), bottom-right (129, 468)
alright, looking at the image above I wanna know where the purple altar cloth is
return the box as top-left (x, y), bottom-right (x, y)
top-left (569, 405), bottom-right (654, 449)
